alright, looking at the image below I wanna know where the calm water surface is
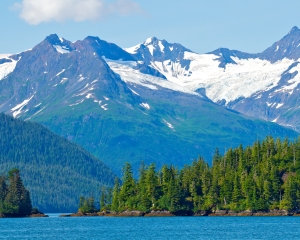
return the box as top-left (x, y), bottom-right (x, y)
top-left (1, 216), bottom-right (299, 239)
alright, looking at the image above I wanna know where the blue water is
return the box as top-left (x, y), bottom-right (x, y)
top-left (1, 216), bottom-right (299, 239)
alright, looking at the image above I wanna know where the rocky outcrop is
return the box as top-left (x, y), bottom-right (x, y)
top-left (59, 209), bottom-right (297, 217)
top-left (207, 209), bottom-right (293, 216)
top-left (144, 210), bottom-right (175, 217)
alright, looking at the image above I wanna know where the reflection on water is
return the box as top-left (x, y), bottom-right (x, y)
top-left (46, 213), bottom-right (71, 218)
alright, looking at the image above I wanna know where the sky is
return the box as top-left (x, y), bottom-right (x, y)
top-left (1, 0), bottom-right (300, 54)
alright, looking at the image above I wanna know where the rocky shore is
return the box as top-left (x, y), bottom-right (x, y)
top-left (59, 209), bottom-right (300, 217)
top-left (207, 209), bottom-right (294, 216)
top-left (0, 213), bottom-right (49, 218)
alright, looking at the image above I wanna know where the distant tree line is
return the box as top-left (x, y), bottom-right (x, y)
top-left (89, 136), bottom-right (300, 213)
top-left (0, 169), bottom-right (33, 216)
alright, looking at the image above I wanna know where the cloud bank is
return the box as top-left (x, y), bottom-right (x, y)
top-left (15, 0), bottom-right (143, 25)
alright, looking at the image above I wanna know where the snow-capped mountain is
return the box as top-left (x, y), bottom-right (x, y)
top-left (0, 33), bottom-right (298, 173)
top-left (124, 26), bottom-right (300, 131)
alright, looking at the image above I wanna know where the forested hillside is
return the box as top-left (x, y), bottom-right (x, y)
top-left (0, 113), bottom-right (116, 212)
top-left (109, 136), bottom-right (300, 214)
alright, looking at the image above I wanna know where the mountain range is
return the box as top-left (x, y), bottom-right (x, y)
top-left (0, 27), bottom-right (299, 173)
top-left (125, 26), bottom-right (300, 131)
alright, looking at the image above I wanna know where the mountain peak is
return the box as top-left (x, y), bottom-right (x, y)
top-left (84, 36), bottom-right (102, 42)
top-left (45, 34), bottom-right (62, 45)
top-left (144, 37), bottom-right (158, 45)
top-left (259, 26), bottom-right (300, 62)
top-left (43, 34), bottom-right (75, 54)
top-left (288, 26), bottom-right (300, 34)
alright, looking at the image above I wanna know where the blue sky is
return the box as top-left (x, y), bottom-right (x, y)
top-left (1, 0), bottom-right (300, 54)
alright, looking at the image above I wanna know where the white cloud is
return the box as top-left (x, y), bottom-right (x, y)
top-left (14, 0), bottom-right (143, 25)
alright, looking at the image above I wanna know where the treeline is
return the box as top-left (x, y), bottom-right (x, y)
top-left (0, 113), bottom-right (116, 212)
top-left (99, 136), bottom-right (300, 213)
top-left (0, 169), bottom-right (32, 216)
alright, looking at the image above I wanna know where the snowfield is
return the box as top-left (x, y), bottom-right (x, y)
top-left (0, 54), bottom-right (18, 81)
top-left (104, 58), bottom-right (200, 96)
top-left (149, 52), bottom-right (295, 105)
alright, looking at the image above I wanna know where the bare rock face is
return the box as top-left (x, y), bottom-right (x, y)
top-left (144, 210), bottom-right (175, 217)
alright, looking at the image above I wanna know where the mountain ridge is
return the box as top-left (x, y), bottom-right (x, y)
top-left (0, 31), bottom-right (298, 175)
top-left (124, 26), bottom-right (300, 131)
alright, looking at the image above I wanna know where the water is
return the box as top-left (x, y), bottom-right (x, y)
top-left (0, 216), bottom-right (299, 239)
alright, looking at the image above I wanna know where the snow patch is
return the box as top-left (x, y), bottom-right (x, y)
top-left (55, 69), bottom-right (65, 77)
top-left (276, 103), bottom-right (284, 108)
top-left (104, 96), bottom-right (109, 100)
top-left (140, 103), bottom-right (150, 109)
top-left (272, 116), bottom-right (280, 123)
top-left (0, 55), bottom-right (18, 81)
top-left (101, 104), bottom-right (108, 110)
top-left (145, 37), bottom-right (153, 45)
top-left (60, 78), bottom-right (68, 84)
top-left (53, 45), bottom-right (70, 54)
top-left (78, 76), bottom-right (85, 82)
top-left (163, 119), bottom-right (174, 129)
top-left (147, 45), bottom-right (155, 56)
top-left (275, 45), bottom-right (279, 52)
top-left (128, 87), bottom-right (140, 96)
top-left (125, 44), bottom-right (141, 54)
top-left (69, 99), bottom-right (84, 106)
top-left (11, 95), bottom-right (34, 117)
top-left (158, 41), bottom-right (165, 52)
top-left (255, 95), bottom-right (262, 99)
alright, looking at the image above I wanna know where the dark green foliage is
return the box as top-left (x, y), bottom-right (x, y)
top-left (78, 196), bottom-right (96, 214)
top-left (0, 113), bottom-right (116, 212)
top-left (106, 136), bottom-right (300, 213)
top-left (0, 169), bottom-right (32, 216)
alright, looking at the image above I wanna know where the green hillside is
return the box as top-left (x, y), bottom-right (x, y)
top-left (0, 113), bottom-right (116, 212)
top-left (32, 89), bottom-right (299, 175)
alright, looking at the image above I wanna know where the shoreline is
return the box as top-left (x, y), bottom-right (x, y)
top-left (60, 209), bottom-right (300, 217)
top-left (0, 213), bottom-right (49, 218)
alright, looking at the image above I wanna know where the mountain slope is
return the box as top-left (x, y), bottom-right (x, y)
top-left (0, 34), bottom-right (298, 176)
top-left (125, 27), bottom-right (300, 131)
top-left (0, 113), bottom-right (116, 212)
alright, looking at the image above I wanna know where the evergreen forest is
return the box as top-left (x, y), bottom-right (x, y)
top-left (0, 169), bottom-right (33, 216)
top-left (0, 113), bottom-right (116, 212)
top-left (101, 136), bottom-right (300, 214)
